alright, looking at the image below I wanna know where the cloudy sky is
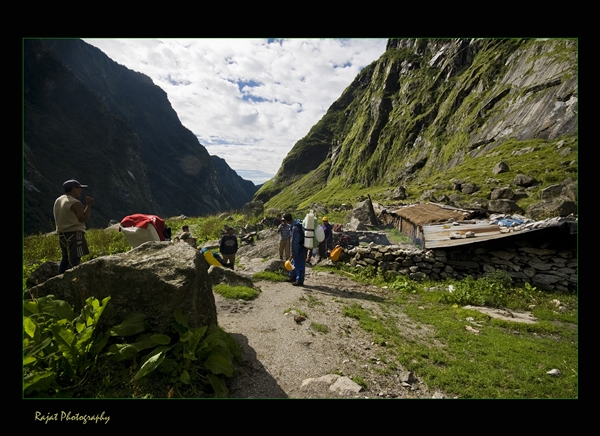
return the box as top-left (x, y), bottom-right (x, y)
top-left (83, 38), bottom-right (388, 185)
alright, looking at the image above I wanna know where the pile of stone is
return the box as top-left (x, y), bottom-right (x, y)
top-left (340, 241), bottom-right (576, 292)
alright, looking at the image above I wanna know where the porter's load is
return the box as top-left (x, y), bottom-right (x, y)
top-left (119, 214), bottom-right (167, 248)
top-left (303, 210), bottom-right (315, 248)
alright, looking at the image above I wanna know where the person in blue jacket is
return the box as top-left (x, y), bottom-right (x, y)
top-left (284, 213), bottom-right (307, 286)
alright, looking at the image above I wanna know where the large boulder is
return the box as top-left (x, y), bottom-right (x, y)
top-left (25, 242), bottom-right (217, 334)
top-left (349, 199), bottom-right (381, 227)
top-left (487, 199), bottom-right (524, 215)
top-left (526, 198), bottom-right (577, 220)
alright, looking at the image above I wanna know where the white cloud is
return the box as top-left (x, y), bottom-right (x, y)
top-left (83, 38), bottom-right (387, 184)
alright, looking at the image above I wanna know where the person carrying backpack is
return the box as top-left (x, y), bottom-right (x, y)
top-left (283, 213), bottom-right (307, 286)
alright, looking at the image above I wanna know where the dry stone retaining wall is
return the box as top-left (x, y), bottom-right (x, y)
top-left (337, 231), bottom-right (576, 292)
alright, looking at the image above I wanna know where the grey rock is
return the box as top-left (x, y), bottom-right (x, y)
top-left (490, 187), bottom-right (514, 200)
top-left (562, 182), bottom-right (577, 202)
top-left (513, 173), bottom-right (537, 187)
top-left (208, 265), bottom-right (255, 288)
top-left (525, 198), bottom-right (577, 220)
top-left (25, 261), bottom-right (60, 288)
top-left (492, 161), bottom-right (510, 174)
top-left (26, 242), bottom-right (218, 335)
top-left (488, 199), bottom-right (524, 214)
top-left (539, 184), bottom-right (564, 200)
top-left (461, 183), bottom-right (479, 194)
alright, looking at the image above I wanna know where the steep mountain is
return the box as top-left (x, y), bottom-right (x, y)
top-left (23, 39), bottom-right (257, 235)
top-left (255, 38), bottom-right (577, 218)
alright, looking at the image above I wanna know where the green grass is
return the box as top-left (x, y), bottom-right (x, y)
top-left (284, 308), bottom-right (308, 317)
top-left (310, 322), bottom-right (329, 334)
top-left (337, 267), bottom-right (578, 398)
top-left (300, 294), bottom-right (324, 308)
top-left (252, 271), bottom-right (289, 282)
top-left (213, 284), bottom-right (260, 300)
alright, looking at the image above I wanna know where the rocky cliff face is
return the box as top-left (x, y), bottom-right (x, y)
top-left (256, 38), bottom-right (577, 217)
top-left (23, 39), bottom-right (257, 235)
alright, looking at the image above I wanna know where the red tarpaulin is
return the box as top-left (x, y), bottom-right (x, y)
top-left (120, 214), bottom-right (166, 241)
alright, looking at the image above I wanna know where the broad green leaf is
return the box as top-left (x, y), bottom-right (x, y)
top-left (207, 373), bottom-right (229, 398)
top-left (180, 370), bottom-right (190, 384)
top-left (185, 326), bottom-right (207, 356)
top-left (171, 321), bottom-right (187, 335)
top-left (134, 347), bottom-right (168, 380)
top-left (41, 298), bottom-right (75, 321)
top-left (110, 313), bottom-right (148, 337)
top-left (50, 325), bottom-right (78, 375)
top-left (173, 308), bottom-right (189, 329)
top-left (204, 354), bottom-right (233, 377)
top-left (150, 334), bottom-right (171, 345)
top-left (24, 337), bottom-right (52, 358)
top-left (23, 300), bottom-right (39, 316)
top-left (24, 355), bottom-right (36, 366)
top-left (108, 338), bottom-right (159, 361)
top-left (24, 371), bottom-right (57, 394)
top-left (89, 334), bottom-right (110, 355)
top-left (24, 317), bottom-right (36, 338)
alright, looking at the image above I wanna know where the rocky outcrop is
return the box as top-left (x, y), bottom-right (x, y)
top-left (257, 38), bottom-right (577, 219)
top-left (25, 242), bottom-right (217, 334)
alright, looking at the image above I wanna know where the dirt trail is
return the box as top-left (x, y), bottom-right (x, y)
top-left (214, 231), bottom-right (447, 398)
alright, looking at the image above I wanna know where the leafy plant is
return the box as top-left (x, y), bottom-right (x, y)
top-left (24, 295), bottom-right (111, 397)
top-left (108, 308), bottom-right (236, 398)
top-left (439, 271), bottom-right (541, 309)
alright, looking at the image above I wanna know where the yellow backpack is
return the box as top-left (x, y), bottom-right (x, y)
top-left (329, 245), bottom-right (343, 262)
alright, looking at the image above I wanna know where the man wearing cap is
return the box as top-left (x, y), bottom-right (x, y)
top-left (53, 179), bottom-right (94, 274)
top-left (318, 216), bottom-right (333, 262)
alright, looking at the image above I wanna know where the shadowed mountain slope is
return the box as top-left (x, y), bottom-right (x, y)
top-left (24, 39), bottom-right (257, 235)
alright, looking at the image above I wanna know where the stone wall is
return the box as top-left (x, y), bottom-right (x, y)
top-left (337, 230), bottom-right (576, 292)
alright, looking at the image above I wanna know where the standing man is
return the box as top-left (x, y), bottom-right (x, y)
top-left (272, 214), bottom-right (282, 230)
top-left (318, 216), bottom-right (333, 262)
top-left (219, 227), bottom-right (238, 270)
top-left (53, 179), bottom-right (93, 274)
top-left (284, 213), bottom-right (307, 286)
top-left (277, 216), bottom-right (291, 261)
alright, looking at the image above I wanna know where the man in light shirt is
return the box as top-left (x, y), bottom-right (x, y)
top-left (53, 179), bottom-right (94, 273)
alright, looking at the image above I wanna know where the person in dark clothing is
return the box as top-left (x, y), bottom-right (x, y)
top-left (219, 227), bottom-right (238, 269)
top-left (318, 216), bottom-right (333, 261)
top-left (284, 213), bottom-right (307, 286)
top-left (272, 214), bottom-right (282, 230)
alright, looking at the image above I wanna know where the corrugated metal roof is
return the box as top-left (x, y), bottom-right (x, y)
top-left (423, 222), bottom-right (509, 248)
top-left (423, 217), bottom-right (577, 249)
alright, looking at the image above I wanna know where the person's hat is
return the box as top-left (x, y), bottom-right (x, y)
top-left (284, 260), bottom-right (294, 271)
top-left (63, 179), bottom-right (88, 191)
top-left (322, 216), bottom-right (328, 222)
